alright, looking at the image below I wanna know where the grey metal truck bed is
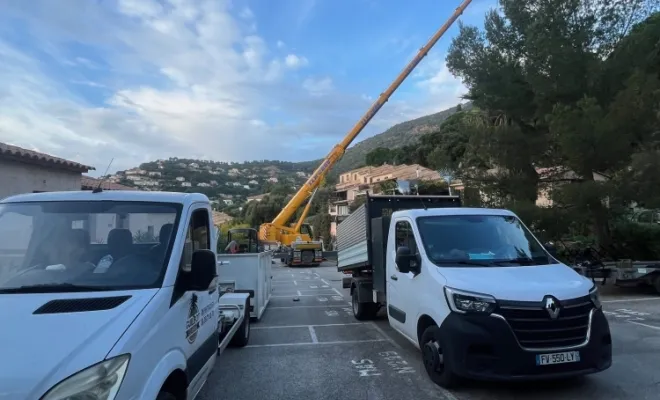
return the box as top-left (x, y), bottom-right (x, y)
top-left (336, 194), bottom-right (461, 273)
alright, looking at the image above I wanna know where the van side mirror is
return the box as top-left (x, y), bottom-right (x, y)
top-left (544, 242), bottom-right (558, 258)
top-left (396, 246), bottom-right (420, 274)
top-left (188, 250), bottom-right (217, 291)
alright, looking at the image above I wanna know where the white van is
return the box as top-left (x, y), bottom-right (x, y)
top-left (0, 191), bottom-right (250, 400)
top-left (338, 195), bottom-right (612, 387)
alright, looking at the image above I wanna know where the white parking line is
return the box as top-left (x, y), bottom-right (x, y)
top-left (245, 339), bottom-right (388, 348)
top-left (267, 305), bottom-right (350, 309)
top-left (252, 322), bottom-right (368, 330)
top-left (628, 321), bottom-right (660, 331)
top-left (308, 326), bottom-right (319, 343)
top-left (602, 297), bottom-right (660, 303)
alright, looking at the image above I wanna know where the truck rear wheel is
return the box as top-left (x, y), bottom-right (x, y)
top-left (229, 299), bottom-right (251, 347)
top-left (352, 289), bottom-right (378, 320)
top-left (421, 326), bottom-right (460, 388)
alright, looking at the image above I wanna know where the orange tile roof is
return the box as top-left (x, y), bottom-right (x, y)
top-left (0, 142), bottom-right (94, 172)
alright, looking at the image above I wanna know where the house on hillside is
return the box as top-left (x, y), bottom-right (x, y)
top-left (449, 166), bottom-right (611, 207)
top-left (328, 164), bottom-right (443, 237)
top-left (247, 194), bottom-right (268, 203)
top-left (0, 142), bottom-right (94, 199)
top-left (81, 176), bottom-right (136, 191)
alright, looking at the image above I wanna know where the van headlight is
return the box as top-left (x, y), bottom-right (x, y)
top-left (444, 287), bottom-right (497, 314)
top-left (42, 354), bottom-right (130, 400)
top-left (589, 284), bottom-right (602, 309)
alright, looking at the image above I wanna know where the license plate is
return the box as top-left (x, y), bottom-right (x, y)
top-left (536, 351), bottom-right (580, 365)
top-left (638, 268), bottom-right (647, 274)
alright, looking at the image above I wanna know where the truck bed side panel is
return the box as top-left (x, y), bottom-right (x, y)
top-left (371, 216), bottom-right (390, 293)
top-left (337, 204), bottom-right (368, 270)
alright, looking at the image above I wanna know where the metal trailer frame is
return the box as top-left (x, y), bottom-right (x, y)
top-left (217, 251), bottom-right (273, 320)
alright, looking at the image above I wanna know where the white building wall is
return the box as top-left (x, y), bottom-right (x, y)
top-left (0, 160), bottom-right (82, 200)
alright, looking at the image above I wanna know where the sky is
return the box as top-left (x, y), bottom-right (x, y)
top-left (0, 0), bottom-right (497, 176)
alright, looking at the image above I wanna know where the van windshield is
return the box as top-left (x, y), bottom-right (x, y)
top-left (416, 214), bottom-right (552, 267)
top-left (0, 201), bottom-right (181, 293)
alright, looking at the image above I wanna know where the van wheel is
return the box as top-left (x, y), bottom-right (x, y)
top-left (156, 391), bottom-right (177, 400)
top-left (653, 275), bottom-right (660, 295)
top-left (421, 326), bottom-right (461, 388)
top-left (352, 289), bottom-right (378, 320)
top-left (229, 299), bottom-right (251, 347)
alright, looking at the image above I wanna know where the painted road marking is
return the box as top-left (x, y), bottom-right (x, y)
top-left (308, 326), bottom-right (319, 343)
top-left (317, 296), bottom-right (328, 302)
top-left (325, 310), bottom-right (339, 317)
top-left (268, 305), bottom-right (350, 309)
top-left (351, 359), bottom-right (382, 377)
top-left (378, 351), bottom-right (416, 374)
top-left (602, 297), bottom-right (660, 303)
top-left (252, 322), bottom-right (368, 330)
top-left (332, 296), bottom-right (344, 301)
top-left (604, 308), bottom-right (660, 331)
top-left (310, 285), bottom-right (318, 289)
top-left (246, 339), bottom-right (388, 348)
top-left (628, 321), bottom-right (660, 331)
top-left (271, 294), bottom-right (333, 298)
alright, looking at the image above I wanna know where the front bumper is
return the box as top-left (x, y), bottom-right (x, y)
top-left (438, 309), bottom-right (612, 381)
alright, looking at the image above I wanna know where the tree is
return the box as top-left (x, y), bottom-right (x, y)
top-left (443, 0), bottom-right (659, 246)
top-left (365, 147), bottom-right (394, 166)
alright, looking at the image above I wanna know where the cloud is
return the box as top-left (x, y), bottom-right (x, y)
top-left (0, 0), bottom-right (470, 175)
top-left (302, 77), bottom-right (333, 96)
top-left (284, 54), bottom-right (309, 69)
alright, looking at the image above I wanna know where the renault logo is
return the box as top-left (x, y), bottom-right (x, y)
top-left (544, 296), bottom-right (561, 319)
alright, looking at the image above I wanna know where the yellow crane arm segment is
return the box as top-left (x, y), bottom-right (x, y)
top-left (260, 0), bottom-right (473, 243)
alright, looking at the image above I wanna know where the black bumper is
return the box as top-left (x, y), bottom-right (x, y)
top-left (438, 309), bottom-right (612, 381)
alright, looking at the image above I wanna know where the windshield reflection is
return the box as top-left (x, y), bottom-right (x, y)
top-left (416, 214), bottom-right (552, 267)
top-left (0, 201), bottom-right (181, 292)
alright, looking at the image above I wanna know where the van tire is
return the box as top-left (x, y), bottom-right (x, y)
top-left (156, 391), bottom-right (177, 400)
top-left (421, 326), bottom-right (461, 389)
top-left (352, 289), bottom-right (378, 320)
top-left (653, 274), bottom-right (660, 294)
top-left (229, 299), bottom-right (251, 347)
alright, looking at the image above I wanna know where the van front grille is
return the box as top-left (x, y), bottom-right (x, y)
top-left (495, 296), bottom-right (593, 350)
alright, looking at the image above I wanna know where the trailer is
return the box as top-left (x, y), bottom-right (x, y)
top-left (217, 251), bottom-right (273, 320)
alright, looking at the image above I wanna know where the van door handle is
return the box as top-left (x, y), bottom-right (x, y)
top-left (390, 275), bottom-right (398, 281)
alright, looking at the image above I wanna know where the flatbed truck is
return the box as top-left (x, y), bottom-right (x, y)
top-left (338, 194), bottom-right (612, 388)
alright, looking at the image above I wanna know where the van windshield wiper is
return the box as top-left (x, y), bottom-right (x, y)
top-left (0, 283), bottom-right (116, 293)
top-left (490, 257), bottom-right (541, 266)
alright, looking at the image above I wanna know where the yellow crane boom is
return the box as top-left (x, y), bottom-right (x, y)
top-left (259, 0), bottom-right (473, 245)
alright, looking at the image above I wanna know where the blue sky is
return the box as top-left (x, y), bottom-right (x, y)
top-left (0, 0), bottom-right (496, 175)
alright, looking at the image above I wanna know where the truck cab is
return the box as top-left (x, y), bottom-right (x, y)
top-left (338, 196), bottom-right (612, 388)
top-left (0, 190), bottom-right (251, 400)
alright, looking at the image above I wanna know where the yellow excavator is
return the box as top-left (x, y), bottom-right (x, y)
top-left (259, 0), bottom-right (473, 267)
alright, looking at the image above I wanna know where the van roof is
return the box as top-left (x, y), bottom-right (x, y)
top-left (1, 190), bottom-right (209, 206)
top-left (392, 207), bottom-right (516, 219)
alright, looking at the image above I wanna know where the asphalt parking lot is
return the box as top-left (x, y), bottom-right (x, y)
top-left (199, 262), bottom-right (660, 400)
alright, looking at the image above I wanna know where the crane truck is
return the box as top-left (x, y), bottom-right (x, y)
top-left (0, 190), bottom-right (266, 400)
top-left (338, 192), bottom-right (612, 388)
top-left (258, 0), bottom-right (477, 268)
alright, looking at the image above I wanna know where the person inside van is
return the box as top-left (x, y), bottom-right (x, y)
top-left (225, 240), bottom-right (239, 254)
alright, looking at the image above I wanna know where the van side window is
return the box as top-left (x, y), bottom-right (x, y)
top-left (181, 208), bottom-right (210, 272)
top-left (395, 221), bottom-right (417, 254)
top-left (172, 208), bottom-right (210, 305)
